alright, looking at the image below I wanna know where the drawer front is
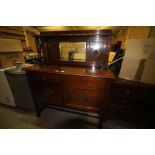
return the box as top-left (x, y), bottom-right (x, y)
top-left (27, 72), bottom-right (62, 84)
top-left (111, 84), bottom-right (150, 97)
top-left (111, 95), bottom-right (148, 107)
top-left (44, 73), bottom-right (62, 84)
top-left (64, 75), bottom-right (107, 90)
top-left (27, 72), bottom-right (44, 81)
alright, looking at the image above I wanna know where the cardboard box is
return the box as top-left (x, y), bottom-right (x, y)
top-left (0, 38), bottom-right (23, 52)
top-left (119, 39), bottom-right (155, 85)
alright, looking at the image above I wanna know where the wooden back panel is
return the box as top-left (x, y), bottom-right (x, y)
top-left (35, 30), bottom-right (112, 68)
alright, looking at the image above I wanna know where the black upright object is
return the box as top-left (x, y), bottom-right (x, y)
top-left (109, 49), bottom-right (124, 76)
top-left (113, 41), bottom-right (122, 52)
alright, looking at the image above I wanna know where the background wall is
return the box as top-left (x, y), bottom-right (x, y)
top-left (0, 26), bottom-right (40, 67)
top-left (149, 26), bottom-right (155, 38)
top-left (0, 26), bottom-right (26, 49)
top-left (111, 26), bottom-right (151, 50)
top-left (25, 31), bottom-right (37, 52)
top-left (0, 26), bottom-right (40, 51)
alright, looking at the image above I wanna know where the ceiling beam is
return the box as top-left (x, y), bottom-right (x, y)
top-left (72, 26), bottom-right (77, 31)
top-left (24, 26), bottom-right (40, 35)
top-left (97, 26), bottom-right (106, 30)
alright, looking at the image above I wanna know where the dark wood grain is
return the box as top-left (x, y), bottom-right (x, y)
top-left (35, 30), bottom-right (112, 68)
top-left (25, 64), bottom-right (115, 117)
top-left (24, 64), bottom-right (115, 79)
top-left (104, 78), bottom-right (155, 128)
top-left (40, 30), bottom-right (112, 36)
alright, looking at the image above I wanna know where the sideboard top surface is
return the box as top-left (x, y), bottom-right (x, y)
top-left (24, 64), bottom-right (115, 79)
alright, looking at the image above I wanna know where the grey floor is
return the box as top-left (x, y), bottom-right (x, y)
top-left (0, 104), bottom-right (99, 129)
top-left (0, 104), bottom-right (149, 129)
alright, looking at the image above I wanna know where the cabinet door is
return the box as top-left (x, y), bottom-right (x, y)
top-left (64, 87), bottom-right (101, 111)
top-left (83, 90), bottom-right (100, 111)
top-left (104, 79), bottom-right (155, 126)
top-left (28, 78), bottom-right (62, 106)
top-left (64, 87), bottom-right (82, 107)
top-left (41, 85), bottom-right (62, 105)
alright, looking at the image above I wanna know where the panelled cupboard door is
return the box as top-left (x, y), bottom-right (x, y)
top-left (42, 85), bottom-right (62, 105)
top-left (82, 90), bottom-right (100, 110)
top-left (64, 87), bottom-right (82, 107)
top-left (63, 87), bottom-right (101, 111)
top-left (28, 76), bottom-right (63, 106)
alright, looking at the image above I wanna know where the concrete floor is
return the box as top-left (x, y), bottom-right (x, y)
top-left (0, 103), bottom-right (149, 129)
top-left (0, 104), bottom-right (99, 129)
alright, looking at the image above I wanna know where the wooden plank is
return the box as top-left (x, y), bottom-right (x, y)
top-left (128, 26), bottom-right (150, 39)
top-left (24, 26), bottom-right (40, 35)
top-left (0, 32), bottom-right (25, 40)
top-left (40, 30), bottom-right (112, 36)
top-left (5, 26), bottom-right (24, 32)
top-left (111, 26), bottom-right (129, 49)
top-left (0, 38), bottom-right (23, 52)
top-left (0, 27), bottom-right (24, 35)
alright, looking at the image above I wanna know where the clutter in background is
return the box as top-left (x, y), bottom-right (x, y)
top-left (109, 41), bottom-right (124, 76)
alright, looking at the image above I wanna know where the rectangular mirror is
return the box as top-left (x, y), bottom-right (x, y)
top-left (59, 42), bottom-right (86, 62)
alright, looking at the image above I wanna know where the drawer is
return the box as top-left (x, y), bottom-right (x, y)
top-left (27, 72), bottom-right (62, 84)
top-left (64, 75), bottom-right (107, 90)
top-left (110, 95), bottom-right (148, 107)
top-left (111, 85), bottom-right (150, 97)
top-left (44, 73), bottom-right (62, 84)
top-left (27, 72), bottom-right (44, 81)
